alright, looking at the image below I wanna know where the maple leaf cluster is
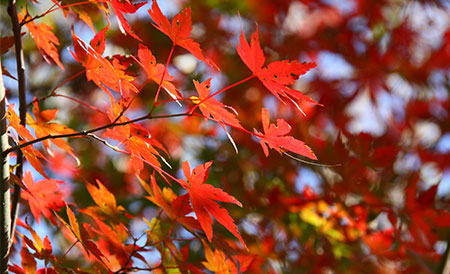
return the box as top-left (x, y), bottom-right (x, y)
top-left (1, 0), bottom-right (449, 273)
top-left (1, 0), bottom-right (321, 272)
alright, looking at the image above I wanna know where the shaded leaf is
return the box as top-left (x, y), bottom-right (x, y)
top-left (21, 171), bottom-right (65, 224)
top-left (254, 108), bottom-right (316, 159)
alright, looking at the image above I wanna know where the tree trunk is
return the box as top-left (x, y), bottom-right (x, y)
top-left (0, 58), bottom-right (11, 274)
top-left (3, 1), bottom-right (27, 272)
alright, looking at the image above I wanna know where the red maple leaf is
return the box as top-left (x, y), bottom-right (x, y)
top-left (148, 0), bottom-right (219, 70)
top-left (56, 205), bottom-right (106, 262)
top-left (178, 161), bottom-right (246, 249)
top-left (254, 108), bottom-right (316, 159)
top-left (1, 34), bottom-right (21, 55)
top-left (192, 78), bottom-right (243, 130)
top-left (109, 0), bottom-right (145, 41)
top-left (136, 44), bottom-right (181, 100)
top-left (237, 27), bottom-right (319, 114)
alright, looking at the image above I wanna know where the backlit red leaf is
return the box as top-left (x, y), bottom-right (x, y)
top-left (110, 0), bottom-right (145, 41)
top-left (148, 0), bottom-right (219, 70)
top-left (20, 242), bottom-right (36, 274)
top-left (179, 161), bottom-right (246, 249)
top-left (237, 27), bottom-right (318, 114)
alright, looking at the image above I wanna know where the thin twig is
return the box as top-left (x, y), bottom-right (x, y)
top-left (283, 152), bottom-right (341, 167)
top-left (20, 4), bottom-right (57, 25)
top-left (20, 0), bottom-right (108, 25)
top-left (58, 239), bottom-right (79, 264)
top-left (27, 70), bottom-right (85, 108)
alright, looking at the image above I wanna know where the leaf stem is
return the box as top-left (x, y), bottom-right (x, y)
top-left (191, 112), bottom-right (261, 137)
top-left (154, 44), bottom-right (176, 105)
top-left (282, 152), bottom-right (341, 167)
top-left (58, 239), bottom-right (79, 264)
top-left (112, 78), bottom-right (152, 125)
top-left (54, 94), bottom-right (106, 115)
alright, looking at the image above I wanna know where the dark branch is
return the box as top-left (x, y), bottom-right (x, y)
top-left (4, 112), bottom-right (190, 155)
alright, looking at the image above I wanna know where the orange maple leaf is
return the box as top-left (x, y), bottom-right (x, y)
top-left (20, 12), bottom-right (63, 70)
top-left (27, 102), bottom-right (77, 160)
top-left (202, 245), bottom-right (236, 274)
top-left (137, 44), bottom-right (181, 100)
top-left (139, 174), bottom-right (201, 231)
top-left (71, 26), bottom-right (138, 98)
top-left (79, 180), bottom-right (127, 222)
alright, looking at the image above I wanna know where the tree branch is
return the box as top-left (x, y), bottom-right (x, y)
top-left (5, 112), bottom-right (190, 155)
